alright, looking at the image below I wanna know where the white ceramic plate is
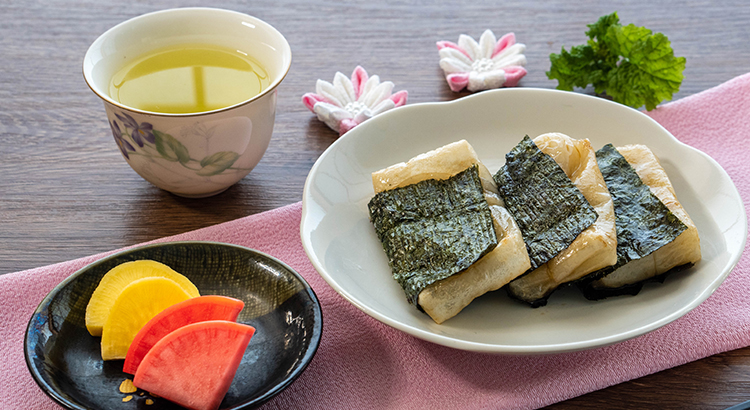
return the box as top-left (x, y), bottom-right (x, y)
top-left (300, 88), bottom-right (747, 354)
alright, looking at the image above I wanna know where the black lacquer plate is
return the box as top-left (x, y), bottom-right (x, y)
top-left (25, 241), bottom-right (323, 409)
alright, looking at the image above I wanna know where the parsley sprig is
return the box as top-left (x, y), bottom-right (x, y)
top-left (547, 12), bottom-right (686, 111)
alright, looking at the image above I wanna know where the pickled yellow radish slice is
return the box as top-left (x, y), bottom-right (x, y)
top-left (100, 276), bottom-right (194, 360)
top-left (85, 260), bottom-right (200, 336)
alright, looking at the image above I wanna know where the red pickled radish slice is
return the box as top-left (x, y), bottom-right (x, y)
top-left (123, 295), bottom-right (244, 374)
top-left (133, 320), bottom-right (256, 410)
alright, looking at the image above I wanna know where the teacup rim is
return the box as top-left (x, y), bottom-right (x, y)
top-left (82, 7), bottom-right (292, 118)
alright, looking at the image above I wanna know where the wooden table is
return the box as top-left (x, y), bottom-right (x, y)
top-left (2, 0), bottom-right (749, 408)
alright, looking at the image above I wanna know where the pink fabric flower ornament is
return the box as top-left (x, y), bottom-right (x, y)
top-left (302, 66), bottom-right (408, 136)
top-left (437, 30), bottom-right (527, 92)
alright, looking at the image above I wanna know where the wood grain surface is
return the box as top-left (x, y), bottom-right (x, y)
top-left (1, 0), bottom-right (749, 408)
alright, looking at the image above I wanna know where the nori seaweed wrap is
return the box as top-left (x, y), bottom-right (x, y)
top-left (579, 144), bottom-right (701, 299)
top-left (369, 165), bottom-right (498, 305)
top-left (493, 135), bottom-right (599, 270)
top-left (369, 140), bottom-right (531, 324)
top-left (497, 133), bottom-right (617, 307)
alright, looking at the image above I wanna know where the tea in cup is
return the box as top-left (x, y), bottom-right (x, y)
top-left (83, 7), bottom-right (292, 197)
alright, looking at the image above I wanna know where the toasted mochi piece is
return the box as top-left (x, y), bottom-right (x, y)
top-left (372, 140), bottom-right (530, 323)
top-left (507, 133), bottom-right (617, 306)
top-left (588, 144), bottom-right (701, 291)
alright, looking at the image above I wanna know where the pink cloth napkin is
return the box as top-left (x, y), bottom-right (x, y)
top-left (2, 74), bottom-right (749, 410)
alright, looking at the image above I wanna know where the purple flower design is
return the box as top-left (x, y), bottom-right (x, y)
top-left (115, 112), bottom-right (155, 147)
top-left (110, 120), bottom-right (135, 159)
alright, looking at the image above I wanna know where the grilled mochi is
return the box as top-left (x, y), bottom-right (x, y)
top-left (368, 140), bottom-right (531, 324)
top-left (500, 133), bottom-right (618, 307)
top-left (580, 144), bottom-right (701, 299)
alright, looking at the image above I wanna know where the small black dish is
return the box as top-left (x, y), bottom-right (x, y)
top-left (25, 241), bottom-right (323, 410)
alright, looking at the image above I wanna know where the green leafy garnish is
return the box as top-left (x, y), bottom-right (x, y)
top-left (547, 12), bottom-right (686, 111)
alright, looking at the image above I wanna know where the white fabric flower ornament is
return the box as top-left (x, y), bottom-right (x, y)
top-left (302, 66), bottom-right (408, 136)
top-left (437, 30), bottom-right (527, 92)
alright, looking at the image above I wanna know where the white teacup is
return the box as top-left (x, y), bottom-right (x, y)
top-left (83, 8), bottom-right (291, 197)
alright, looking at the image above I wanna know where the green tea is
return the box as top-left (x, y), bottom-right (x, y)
top-left (109, 43), bottom-right (271, 114)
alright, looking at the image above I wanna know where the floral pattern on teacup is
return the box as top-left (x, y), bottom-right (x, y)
top-left (108, 111), bottom-right (244, 177)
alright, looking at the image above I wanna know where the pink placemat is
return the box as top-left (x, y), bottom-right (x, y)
top-left (2, 74), bottom-right (749, 410)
